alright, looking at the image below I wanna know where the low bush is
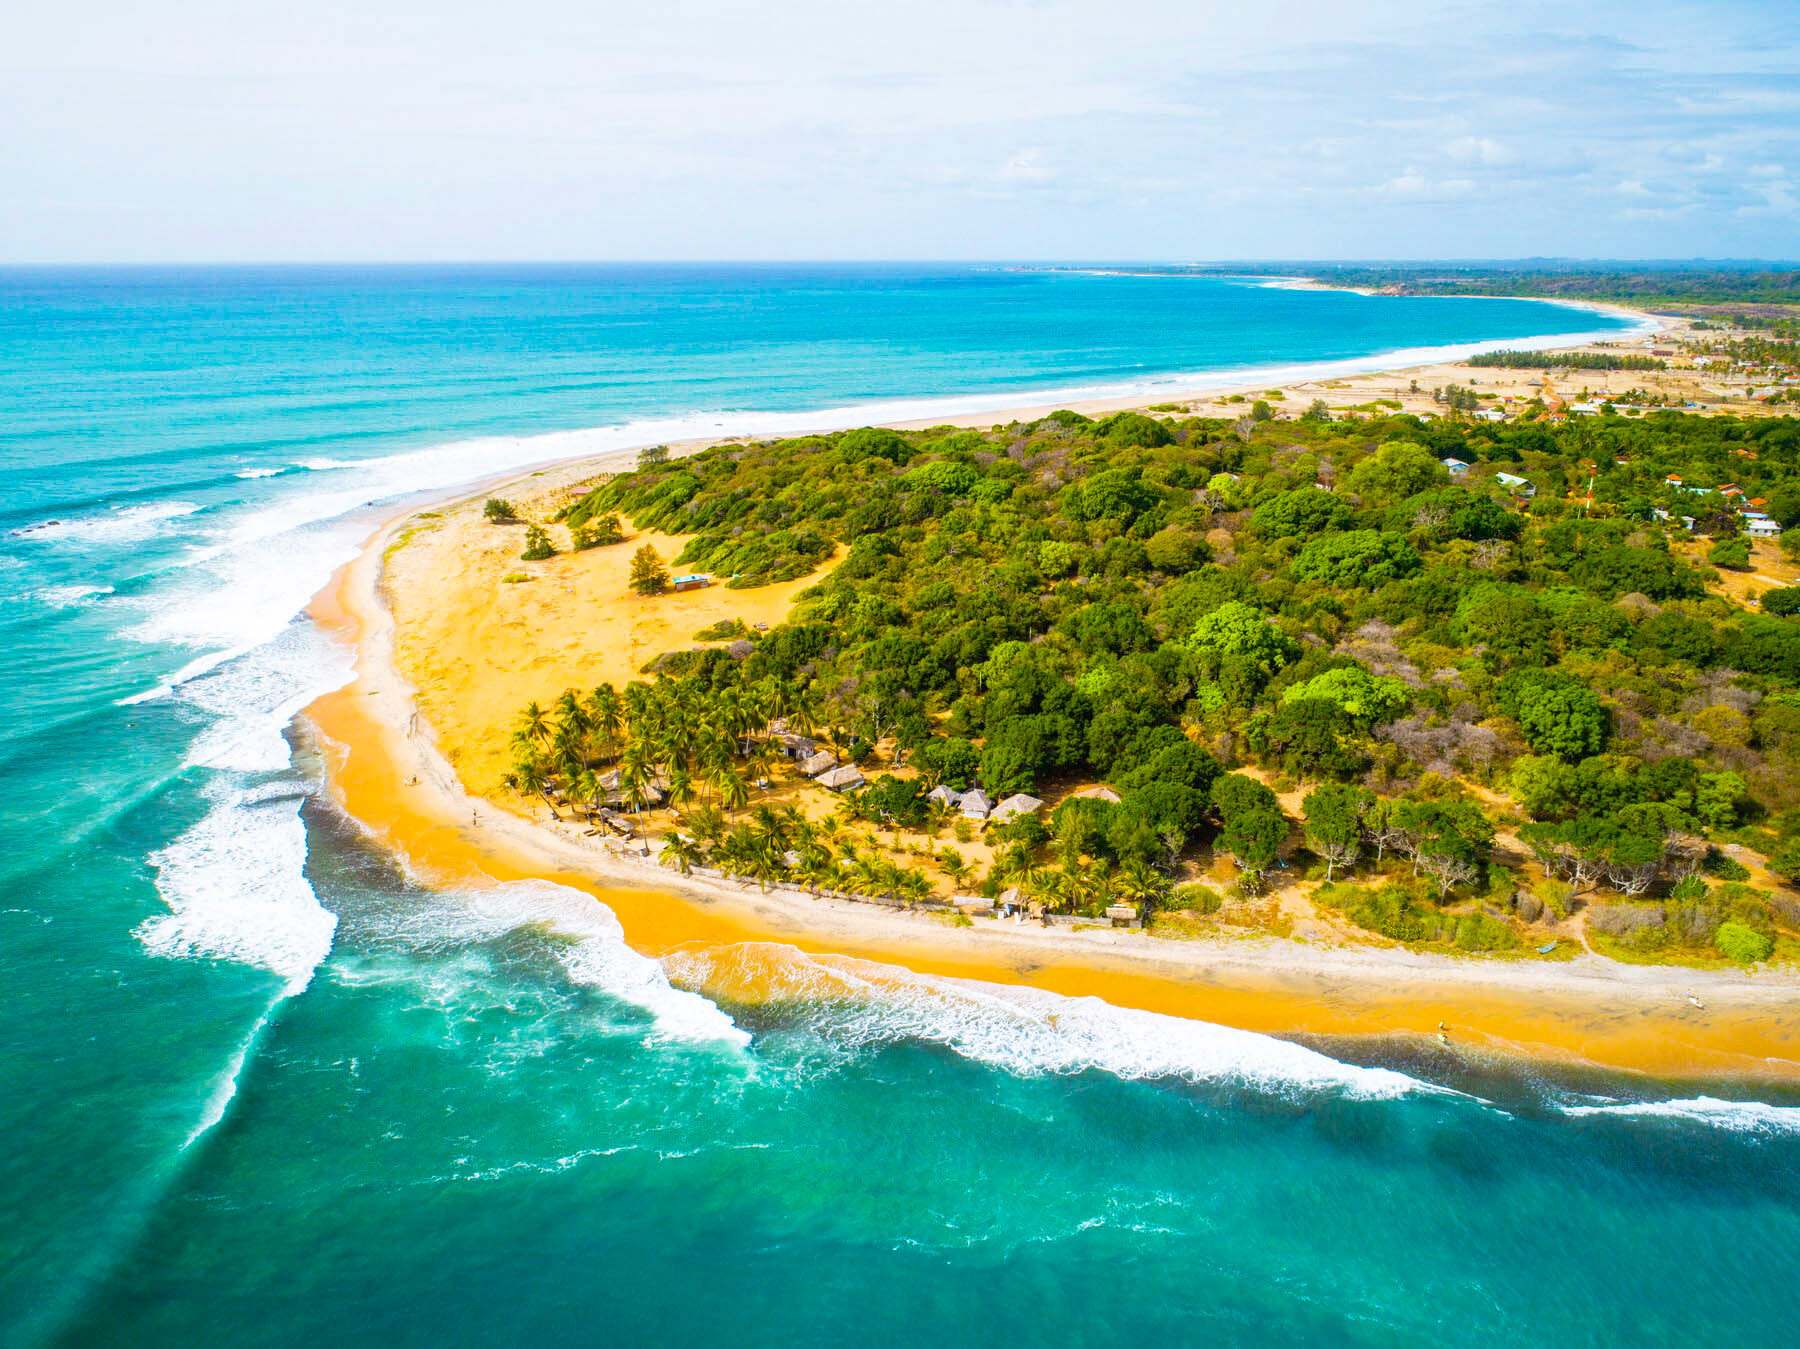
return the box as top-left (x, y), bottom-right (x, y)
top-left (1715, 920), bottom-right (1773, 963)
top-left (694, 618), bottom-right (750, 642)
top-left (1168, 883), bottom-right (1223, 914)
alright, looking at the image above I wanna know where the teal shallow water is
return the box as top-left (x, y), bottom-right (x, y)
top-left (3, 265), bottom-right (1794, 1347)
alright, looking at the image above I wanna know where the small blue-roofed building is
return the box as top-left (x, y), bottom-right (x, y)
top-left (1441, 457), bottom-right (1470, 476)
top-left (1495, 472), bottom-right (1535, 498)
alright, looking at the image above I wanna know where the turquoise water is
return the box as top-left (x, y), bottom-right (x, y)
top-left (3, 264), bottom-right (1794, 1347)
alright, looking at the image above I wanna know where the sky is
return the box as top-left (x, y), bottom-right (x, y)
top-left (2, 0), bottom-right (1796, 262)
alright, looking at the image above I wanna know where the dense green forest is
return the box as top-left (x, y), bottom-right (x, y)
top-left (522, 405), bottom-right (1800, 964)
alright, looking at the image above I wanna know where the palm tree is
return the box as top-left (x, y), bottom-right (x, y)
top-left (1116, 859), bottom-right (1171, 918)
top-left (717, 768), bottom-right (749, 818)
top-left (787, 682), bottom-right (822, 739)
top-left (746, 835), bottom-right (784, 893)
top-left (666, 765), bottom-right (695, 815)
top-left (513, 753), bottom-right (548, 798)
top-left (752, 804), bottom-right (789, 850)
top-left (778, 804), bottom-right (812, 848)
top-left (796, 843), bottom-right (836, 896)
top-left (620, 749), bottom-right (652, 820)
top-left (659, 831), bottom-right (701, 876)
top-left (553, 688), bottom-right (586, 740)
top-left (586, 683), bottom-right (624, 759)
top-left (895, 868), bottom-right (934, 906)
top-left (686, 804), bottom-right (726, 851)
top-left (574, 768), bottom-right (601, 820)
top-left (517, 700), bottom-right (550, 745)
top-left (937, 848), bottom-right (972, 889)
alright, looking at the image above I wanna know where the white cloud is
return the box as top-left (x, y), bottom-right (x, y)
top-left (998, 149), bottom-right (1057, 184)
top-left (1445, 135), bottom-right (1516, 165)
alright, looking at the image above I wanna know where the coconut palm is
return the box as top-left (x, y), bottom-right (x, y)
top-left (796, 842), bottom-right (836, 896)
top-left (1115, 859), bottom-right (1170, 916)
top-left (513, 753), bottom-right (548, 798)
top-left (745, 835), bottom-right (785, 893)
top-left (586, 683), bottom-right (624, 759)
top-left (716, 768), bottom-right (750, 818)
top-left (895, 868), bottom-right (934, 906)
top-left (658, 831), bottom-right (701, 876)
top-left (937, 848), bottom-right (972, 888)
top-left (517, 700), bottom-right (550, 745)
top-left (686, 804), bottom-right (726, 851)
top-left (574, 768), bottom-right (601, 819)
top-left (786, 682), bottom-right (822, 739)
top-left (666, 764), bottom-right (695, 814)
top-left (620, 750), bottom-right (652, 819)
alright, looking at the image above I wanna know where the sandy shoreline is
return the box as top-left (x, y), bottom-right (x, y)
top-left (302, 308), bottom-right (1800, 1085)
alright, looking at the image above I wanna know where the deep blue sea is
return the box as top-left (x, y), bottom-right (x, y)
top-left (2, 264), bottom-right (1794, 1348)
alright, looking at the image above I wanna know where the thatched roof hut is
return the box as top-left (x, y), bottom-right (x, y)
top-left (990, 793), bottom-right (1043, 824)
top-left (816, 765), bottom-right (866, 792)
top-left (799, 749), bottom-right (838, 777)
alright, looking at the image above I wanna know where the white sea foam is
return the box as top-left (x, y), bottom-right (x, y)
top-left (12, 500), bottom-right (201, 543)
top-left (33, 583), bottom-right (114, 608)
top-left (464, 881), bottom-right (751, 1048)
top-left (673, 946), bottom-right (1425, 1100)
top-left (180, 620), bottom-right (356, 772)
top-left (1561, 1095), bottom-right (1800, 1134)
top-left (138, 780), bottom-right (337, 995)
top-left (234, 466), bottom-right (284, 479)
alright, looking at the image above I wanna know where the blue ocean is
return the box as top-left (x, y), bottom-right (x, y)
top-left (2, 264), bottom-right (1794, 1348)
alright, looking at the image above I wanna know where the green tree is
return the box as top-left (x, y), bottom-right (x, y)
top-left (1346, 440), bottom-right (1447, 502)
top-left (483, 497), bottom-right (518, 522)
top-left (521, 525), bottom-right (555, 561)
top-left (1495, 669), bottom-right (1607, 761)
top-left (1184, 601), bottom-right (1298, 686)
top-left (1291, 530), bottom-right (1420, 587)
top-left (1281, 666), bottom-right (1410, 727)
top-left (1250, 699), bottom-right (1361, 783)
top-left (1303, 783), bottom-right (1370, 881)
top-left (629, 544), bottom-right (670, 596)
top-left (1709, 535), bottom-right (1751, 569)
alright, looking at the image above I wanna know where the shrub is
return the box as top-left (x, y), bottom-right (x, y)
top-left (1533, 878), bottom-right (1573, 918)
top-left (1454, 912), bottom-right (1517, 951)
top-left (1703, 850), bottom-right (1750, 882)
top-left (521, 525), bottom-right (555, 560)
top-left (1168, 883), bottom-right (1223, 914)
top-left (1668, 874), bottom-right (1709, 902)
top-left (484, 497), bottom-right (518, 522)
top-left (1761, 587), bottom-right (1800, 617)
top-left (694, 618), bottom-right (750, 642)
top-left (1714, 921), bottom-right (1773, 963)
